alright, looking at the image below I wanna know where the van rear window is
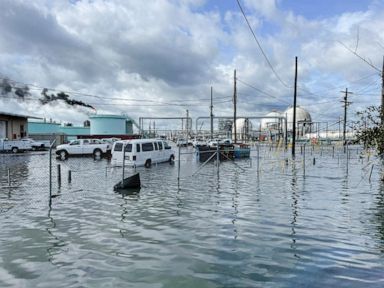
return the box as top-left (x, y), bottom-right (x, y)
top-left (136, 144), bottom-right (141, 152)
top-left (125, 144), bottom-right (132, 152)
top-left (114, 143), bottom-right (123, 151)
top-left (142, 142), bottom-right (154, 151)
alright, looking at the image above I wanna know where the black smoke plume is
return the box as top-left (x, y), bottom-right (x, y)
top-left (0, 78), bottom-right (30, 98)
top-left (40, 88), bottom-right (95, 110)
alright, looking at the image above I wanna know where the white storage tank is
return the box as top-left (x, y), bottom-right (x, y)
top-left (260, 111), bottom-right (282, 130)
top-left (90, 114), bottom-right (132, 135)
top-left (283, 106), bottom-right (312, 133)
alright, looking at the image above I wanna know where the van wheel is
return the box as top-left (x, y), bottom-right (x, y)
top-left (144, 159), bottom-right (151, 168)
top-left (93, 149), bottom-right (102, 159)
top-left (169, 155), bottom-right (175, 163)
top-left (11, 147), bottom-right (18, 153)
top-left (59, 150), bottom-right (68, 160)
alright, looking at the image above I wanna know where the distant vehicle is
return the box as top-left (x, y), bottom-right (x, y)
top-left (56, 138), bottom-right (110, 160)
top-left (111, 139), bottom-right (175, 167)
top-left (208, 138), bottom-right (232, 148)
top-left (192, 138), bottom-right (207, 147)
top-left (0, 139), bottom-right (32, 153)
top-left (21, 138), bottom-right (50, 150)
top-left (101, 137), bottom-right (121, 144)
top-left (176, 138), bottom-right (188, 147)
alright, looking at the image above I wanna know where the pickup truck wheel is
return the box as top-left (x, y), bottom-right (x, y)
top-left (11, 147), bottom-right (18, 153)
top-left (59, 150), bottom-right (68, 160)
top-left (93, 149), bottom-right (102, 159)
top-left (169, 155), bottom-right (175, 164)
top-left (31, 146), bottom-right (37, 151)
top-left (144, 159), bottom-right (152, 168)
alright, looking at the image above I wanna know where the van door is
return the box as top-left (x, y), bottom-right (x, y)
top-left (141, 142), bottom-right (154, 165)
top-left (134, 142), bottom-right (142, 165)
top-left (157, 141), bottom-right (165, 161)
top-left (112, 142), bottom-right (124, 163)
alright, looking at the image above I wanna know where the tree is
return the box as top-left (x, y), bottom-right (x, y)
top-left (353, 105), bottom-right (384, 155)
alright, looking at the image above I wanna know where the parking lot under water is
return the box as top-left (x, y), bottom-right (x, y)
top-left (0, 145), bottom-right (384, 287)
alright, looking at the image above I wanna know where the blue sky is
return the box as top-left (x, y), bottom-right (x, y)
top-left (0, 0), bottom-right (383, 129)
top-left (279, 0), bottom-right (374, 19)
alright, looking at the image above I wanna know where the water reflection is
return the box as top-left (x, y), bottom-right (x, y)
top-left (376, 179), bottom-right (384, 251)
top-left (46, 207), bottom-right (67, 266)
top-left (290, 161), bottom-right (299, 258)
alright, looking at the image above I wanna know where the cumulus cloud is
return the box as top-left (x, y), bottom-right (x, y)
top-left (0, 0), bottom-right (383, 130)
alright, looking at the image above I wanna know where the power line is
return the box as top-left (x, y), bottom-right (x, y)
top-left (236, 0), bottom-right (290, 89)
top-left (236, 78), bottom-right (291, 105)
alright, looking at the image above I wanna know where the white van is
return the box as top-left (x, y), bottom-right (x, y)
top-left (111, 139), bottom-right (175, 167)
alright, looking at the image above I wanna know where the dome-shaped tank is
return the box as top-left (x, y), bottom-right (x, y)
top-left (283, 106), bottom-right (312, 133)
top-left (260, 111), bottom-right (282, 130)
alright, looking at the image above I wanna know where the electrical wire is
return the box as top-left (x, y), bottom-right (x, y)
top-left (237, 78), bottom-right (291, 105)
top-left (236, 0), bottom-right (291, 89)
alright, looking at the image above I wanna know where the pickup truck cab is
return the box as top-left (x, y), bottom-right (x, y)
top-left (21, 138), bottom-right (50, 150)
top-left (0, 139), bottom-right (32, 153)
top-left (56, 139), bottom-right (110, 160)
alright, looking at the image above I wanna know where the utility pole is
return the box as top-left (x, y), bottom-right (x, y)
top-left (233, 69), bottom-right (237, 144)
top-left (186, 109), bottom-right (189, 142)
top-left (210, 86), bottom-right (214, 140)
top-left (292, 57), bottom-right (298, 158)
top-left (341, 88), bottom-right (353, 150)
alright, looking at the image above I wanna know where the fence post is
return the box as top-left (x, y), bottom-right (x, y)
top-left (57, 164), bottom-right (61, 187)
top-left (303, 144), bottom-right (306, 176)
top-left (7, 168), bottom-right (10, 187)
top-left (49, 139), bottom-right (57, 206)
top-left (177, 145), bottom-right (181, 182)
top-left (216, 143), bottom-right (219, 170)
top-left (68, 170), bottom-right (72, 183)
top-left (257, 143), bottom-right (260, 176)
top-left (369, 164), bottom-right (374, 182)
top-left (122, 143), bottom-right (126, 188)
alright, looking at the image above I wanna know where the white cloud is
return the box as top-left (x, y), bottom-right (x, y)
top-left (0, 0), bottom-right (383, 130)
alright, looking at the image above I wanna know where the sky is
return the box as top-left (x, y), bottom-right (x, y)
top-left (0, 0), bottom-right (383, 131)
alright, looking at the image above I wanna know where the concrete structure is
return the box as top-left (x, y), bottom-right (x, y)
top-left (90, 114), bottom-right (133, 135)
top-left (0, 111), bottom-right (40, 139)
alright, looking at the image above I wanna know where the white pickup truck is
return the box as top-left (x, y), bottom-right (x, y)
top-left (56, 139), bottom-right (111, 159)
top-left (0, 139), bottom-right (32, 153)
top-left (21, 138), bottom-right (50, 150)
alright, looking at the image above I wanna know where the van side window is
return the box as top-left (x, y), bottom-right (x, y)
top-left (158, 142), bottom-right (163, 150)
top-left (136, 143), bottom-right (141, 152)
top-left (114, 143), bottom-right (123, 151)
top-left (154, 142), bottom-right (158, 150)
top-left (125, 144), bottom-right (132, 152)
top-left (142, 142), bottom-right (154, 151)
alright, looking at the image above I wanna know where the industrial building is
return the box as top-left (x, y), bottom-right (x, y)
top-left (28, 114), bottom-right (137, 144)
top-left (0, 111), bottom-right (40, 139)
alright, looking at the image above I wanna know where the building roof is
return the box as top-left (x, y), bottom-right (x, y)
top-left (0, 111), bottom-right (42, 119)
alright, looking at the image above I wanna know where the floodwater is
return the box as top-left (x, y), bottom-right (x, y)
top-left (0, 145), bottom-right (384, 287)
